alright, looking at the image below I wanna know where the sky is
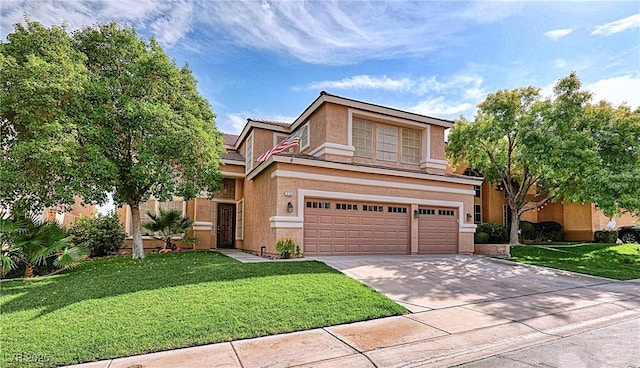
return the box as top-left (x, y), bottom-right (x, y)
top-left (2, 1), bottom-right (639, 135)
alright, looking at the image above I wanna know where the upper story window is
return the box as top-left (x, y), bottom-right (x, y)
top-left (245, 132), bottom-right (253, 172)
top-left (376, 124), bottom-right (398, 162)
top-left (213, 178), bottom-right (235, 199)
top-left (274, 133), bottom-right (293, 154)
top-left (299, 123), bottom-right (309, 150)
top-left (401, 128), bottom-right (421, 164)
top-left (352, 118), bottom-right (373, 157)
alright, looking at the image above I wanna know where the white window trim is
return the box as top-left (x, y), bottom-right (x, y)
top-left (375, 123), bottom-right (398, 162)
top-left (235, 198), bottom-right (244, 240)
top-left (245, 132), bottom-right (254, 173)
top-left (299, 123), bottom-right (310, 151)
top-left (400, 127), bottom-right (421, 165)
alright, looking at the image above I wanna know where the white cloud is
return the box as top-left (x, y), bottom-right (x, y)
top-left (587, 74), bottom-right (640, 108)
top-left (306, 73), bottom-right (485, 119)
top-left (1, 0), bottom-right (194, 47)
top-left (221, 112), bottom-right (296, 135)
top-left (410, 97), bottom-right (472, 117)
top-left (544, 28), bottom-right (573, 40)
top-left (309, 75), bottom-right (413, 92)
top-left (223, 113), bottom-right (250, 135)
top-left (592, 13), bottom-right (640, 35)
top-left (552, 58), bottom-right (567, 69)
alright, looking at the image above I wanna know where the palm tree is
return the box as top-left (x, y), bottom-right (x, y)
top-left (1, 212), bottom-right (88, 277)
top-left (142, 208), bottom-right (193, 251)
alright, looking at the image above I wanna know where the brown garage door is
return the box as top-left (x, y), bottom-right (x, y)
top-left (304, 199), bottom-right (410, 255)
top-left (418, 207), bottom-right (458, 253)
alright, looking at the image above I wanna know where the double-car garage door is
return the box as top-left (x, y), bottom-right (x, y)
top-left (303, 198), bottom-right (458, 255)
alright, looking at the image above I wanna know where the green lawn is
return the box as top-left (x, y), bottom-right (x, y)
top-left (0, 252), bottom-right (405, 368)
top-left (510, 243), bottom-right (640, 280)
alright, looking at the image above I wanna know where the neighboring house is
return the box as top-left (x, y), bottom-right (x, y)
top-left (45, 197), bottom-right (96, 228)
top-left (448, 165), bottom-right (638, 241)
top-left (118, 92), bottom-right (482, 256)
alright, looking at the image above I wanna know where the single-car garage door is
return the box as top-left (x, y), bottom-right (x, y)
top-left (304, 199), bottom-right (410, 255)
top-left (418, 207), bottom-right (458, 253)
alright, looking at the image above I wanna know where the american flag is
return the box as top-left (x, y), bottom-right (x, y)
top-left (256, 130), bottom-right (301, 162)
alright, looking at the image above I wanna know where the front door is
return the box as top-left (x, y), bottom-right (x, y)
top-left (217, 203), bottom-right (235, 248)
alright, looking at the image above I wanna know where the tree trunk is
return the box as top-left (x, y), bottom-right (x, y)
top-left (24, 263), bottom-right (34, 278)
top-left (130, 203), bottom-right (145, 259)
top-left (509, 208), bottom-right (520, 246)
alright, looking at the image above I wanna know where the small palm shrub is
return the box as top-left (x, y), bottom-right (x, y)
top-left (1, 212), bottom-right (87, 278)
top-left (143, 208), bottom-right (193, 250)
top-left (69, 211), bottom-right (126, 257)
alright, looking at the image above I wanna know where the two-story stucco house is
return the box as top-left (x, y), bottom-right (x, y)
top-left (118, 92), bottom-right (482, 256)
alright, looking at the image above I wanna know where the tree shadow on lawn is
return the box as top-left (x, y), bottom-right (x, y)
top-left (0, 252), bottom-right (340, 317)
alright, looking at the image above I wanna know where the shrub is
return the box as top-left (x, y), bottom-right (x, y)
top-left (474, 232), bottom-right (490, 244)
top-left (275, 238), bottom-right (296, 259)
top-left (594, 230), bottom-right (618, 243)
top-left (535, 221), bottom-right (563, 242)
top-left (69, 211), bottom-right (126, 257)
top-left (476, 223), bottom-right (509, 243)
top-left (519, 221), bottom-right (536, 241)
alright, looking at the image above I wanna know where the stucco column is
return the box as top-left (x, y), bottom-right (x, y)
top-left (411, 204), bottom-right (419, 254)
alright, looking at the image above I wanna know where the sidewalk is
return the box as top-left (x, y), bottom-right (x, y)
top-left (64, 252), bottom-right (640, 368)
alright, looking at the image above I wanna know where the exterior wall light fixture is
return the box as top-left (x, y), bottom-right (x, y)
top-left (287, 202), bottom-right (294, 212)
top-left (466, 213), bottom-right (473, 222)
top-left (413, 209), bottom-right (420, 219)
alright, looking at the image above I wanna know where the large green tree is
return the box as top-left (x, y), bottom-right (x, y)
top-left (447, 73), bottom-right (639, 245)
top-left (0, 21), bottom-right (112, 212)
top-left (1, 21), bottom-right (223, 259)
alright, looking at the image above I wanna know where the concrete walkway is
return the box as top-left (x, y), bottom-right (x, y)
top-left (65, 255), bottom-right (640, 368)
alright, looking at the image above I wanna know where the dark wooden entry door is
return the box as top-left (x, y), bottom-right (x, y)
top-left (217, 203), bottom-right (235, 248)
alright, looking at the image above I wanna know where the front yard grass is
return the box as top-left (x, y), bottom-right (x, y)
top-left (0, 252), bottom-right (405, 368)
top-left (510, 243), bottom-right (640, 280)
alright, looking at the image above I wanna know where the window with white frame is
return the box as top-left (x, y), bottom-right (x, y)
top-left (236, 199), bottom-right (244, 240)
top-left (352, 117), bottom-right (373, 157)
top-left (474, 204), bottom-right (482, 224)
top-left (213, 178), bottom-right (236, 199)
top-left (139, 199), bottom-right (157, 225)
top-left (401, 128), bottom-right (421, 164)
top-left (503, 205), bottom-right (511, 228)
top-left (245, 132), bottom-right (253, 172)
top-left (273, 133), bottom-right (293, 153)
top-left (376, 124), bottom-right (398, 161)
top-left (134, 198), bottom-right (185, 236)
top-left (299, 123), bottom-right (309, 150)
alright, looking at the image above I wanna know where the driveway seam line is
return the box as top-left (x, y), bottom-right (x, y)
top-left (229, 341), bottom-right (245, 368)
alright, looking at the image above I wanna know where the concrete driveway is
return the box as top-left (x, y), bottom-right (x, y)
top-left (313, 254), bottom-right (634, 314)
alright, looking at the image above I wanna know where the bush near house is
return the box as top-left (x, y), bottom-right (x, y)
top-left (519, 221), bottom-right (564, 242)
top-left (475, 223), bottom-right (509, 243)
top-left (594, 230), bottom-right (618, 243)
top-left (474, 232), bottom-right (490, 244)
top-left (68, 211), bottom-right (126, 257)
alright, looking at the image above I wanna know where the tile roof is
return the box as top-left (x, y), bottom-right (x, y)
top-left (223, 134), bottom-right (239, 146)
top-left (247, 118), bottom-right (291, 128)
top-left (221, 150), bottom-right (245, 162)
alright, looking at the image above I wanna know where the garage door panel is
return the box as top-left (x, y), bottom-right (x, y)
top-left (304, 198), bottom-right (409, 255)
top-left (418, 207), bottom-right (458, 254)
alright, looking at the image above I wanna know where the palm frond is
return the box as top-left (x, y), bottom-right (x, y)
top-left (53, 245), bottom-right (88, 269)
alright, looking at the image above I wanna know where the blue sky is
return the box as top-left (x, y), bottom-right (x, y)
top-left (2, 1), bottom-right (639, 135)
